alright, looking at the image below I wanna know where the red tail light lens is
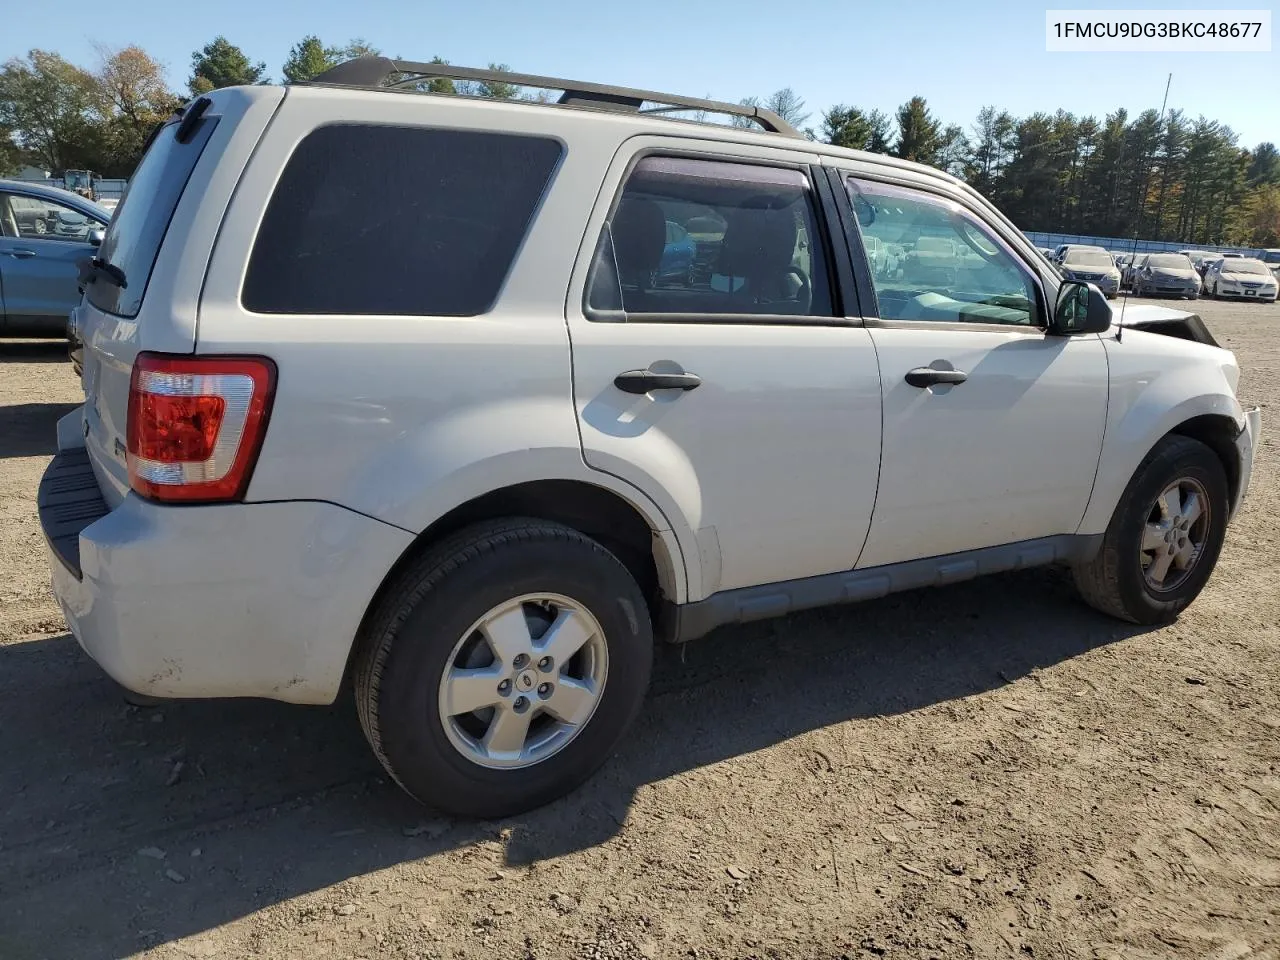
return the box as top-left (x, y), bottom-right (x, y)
top-left (127, 353), bottom-right (276, 503)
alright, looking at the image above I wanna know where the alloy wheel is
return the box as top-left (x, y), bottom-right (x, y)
top-left (437, 593), bottom-right (608, 769)
top-left (1140, 477), bottom-right (1210, 593)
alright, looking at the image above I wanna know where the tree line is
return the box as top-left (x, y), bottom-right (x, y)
top-left (2, 38), bottom-right (1276, 246)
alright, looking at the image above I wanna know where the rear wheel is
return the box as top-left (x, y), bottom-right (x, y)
top-left (353, 519), bottom-right (653, 817)
top-left (1073, 435), bottom-right (1228, 624)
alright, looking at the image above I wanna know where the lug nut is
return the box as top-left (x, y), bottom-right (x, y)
top-left (513, 696), bottom-right (529, 712)
top-left (538, 656), bottom-right (553, 672)
top-left (513, 653), bottom-right (530, 669)
top-left (537, 682), bottom-right (552, 698)
top-left (497, 679), bottom-right (512, 695)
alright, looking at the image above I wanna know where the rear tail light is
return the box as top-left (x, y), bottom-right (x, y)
top-left (127, 353), bottom-right (276, 503)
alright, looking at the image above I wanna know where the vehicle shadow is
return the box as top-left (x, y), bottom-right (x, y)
top-left (0, 402), bottom-right (81, 458)
top-left (0, 339), bottom-right (71, 363)
top-left (0, 565), bottom-right (1147, 959)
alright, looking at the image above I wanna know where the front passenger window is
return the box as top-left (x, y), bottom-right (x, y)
top-left (846, 178), bottom-right (1039, 326)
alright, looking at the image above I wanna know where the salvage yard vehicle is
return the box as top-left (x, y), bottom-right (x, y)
top-left (0, 179), bottom-right (110, 338)
top-left (1132, 253), bottom-right (1201, 299)
top-left (1058, 246), bottom-right (1121, 298)
top-left (1203, 257), bottom-right (1279, 302)
top-left (38, 59), bottom-right (1261, 817)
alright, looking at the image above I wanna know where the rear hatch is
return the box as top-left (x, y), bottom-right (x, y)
top-left (77, 87), bottom-right (282, 507)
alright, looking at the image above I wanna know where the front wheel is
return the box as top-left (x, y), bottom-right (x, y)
top-left (1073, 435), bottom-right (1228, 625)
top-left (353, 518), bottom-right (653, 817)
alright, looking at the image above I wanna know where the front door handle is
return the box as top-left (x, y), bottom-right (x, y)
top-left (905, 366), bottom-right (968, 388)
top-left (9, 249), bottom-right (36, 259)
top-left (614, 369), bottom-right (702, 394)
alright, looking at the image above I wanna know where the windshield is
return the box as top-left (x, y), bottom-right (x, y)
top-left (1222, 259), bottom-right (1269, 275)
top-left (1261, 250), bottom-right (1280, 264)
top-left (87, 112), bottom-right (218, 318)
top-left (1146, 254), bottom-right (1192, 269)
top-left (1065, 250), bottom-right (1113, 268)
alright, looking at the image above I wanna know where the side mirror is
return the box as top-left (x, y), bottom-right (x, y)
top-left (1051, 280), bottom-right (1111, 336)
top-left (88, 228), bottom-right (105, 247)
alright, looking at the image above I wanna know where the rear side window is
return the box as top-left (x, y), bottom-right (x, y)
top-left (242, 125), bottom-right (562, 316)
top-left (87, 114), bottom-right (219, 318)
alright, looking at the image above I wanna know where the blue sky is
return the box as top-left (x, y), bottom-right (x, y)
top-left (4, 0), bottom-right (1276, 147)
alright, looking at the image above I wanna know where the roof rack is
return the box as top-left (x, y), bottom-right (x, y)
top-left (307, 57), bottom-right (802, 138)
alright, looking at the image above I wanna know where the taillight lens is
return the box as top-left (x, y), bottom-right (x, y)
top-left (127, 353), bottom-right (276, 503)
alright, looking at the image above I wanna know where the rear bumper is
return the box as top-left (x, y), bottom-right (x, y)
top-left (40, 452), bottom-right (414, 704)
top-left (1231, 406), bottom-right (1261, 522)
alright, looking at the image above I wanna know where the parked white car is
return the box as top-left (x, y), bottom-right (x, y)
top-left (1203, 257), bottom-right (1279, 302)
top-left (40, 59), bottom-right (1261, 817)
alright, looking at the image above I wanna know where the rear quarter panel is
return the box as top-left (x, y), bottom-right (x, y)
top-left (195, 88), bottom-right (699, 602)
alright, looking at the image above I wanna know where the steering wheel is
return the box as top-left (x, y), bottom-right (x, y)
top-left (783, 265), bottom-right (812, 313)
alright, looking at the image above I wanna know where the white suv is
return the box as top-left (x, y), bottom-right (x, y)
top-left (41, 59), bottom-right (1260, 817)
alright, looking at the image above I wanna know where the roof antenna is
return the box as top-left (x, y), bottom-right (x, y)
top-left (1116, 71), bottom-right (1172, 344)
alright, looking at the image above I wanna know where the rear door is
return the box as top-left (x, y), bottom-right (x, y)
top-left (0, 191), bottom-right (103, 336)
top-left (567, 140), bottom-right (883, 596)
top-left (77, 88), bottom-right (282, 506)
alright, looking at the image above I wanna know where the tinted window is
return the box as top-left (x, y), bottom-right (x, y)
top-left (847, 178), bottom-right (1038, 326)
top-left (88, 116), bottom-right (218, 318)
top-left (587, 157), bottom-right (834, 319)
top-left (242, 125), bottom-right (562, 316)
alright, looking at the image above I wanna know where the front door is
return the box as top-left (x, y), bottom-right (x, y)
top-left (0, 191), bottom-right (103, 336)
top-left (830, 173), bottom-right (1109, 569)
top-left (567, 146), bottom-right (883, 597)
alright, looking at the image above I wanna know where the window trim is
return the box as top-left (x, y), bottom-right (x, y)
top-left (829, 169), bottom-right (1052, 333)
top-left (581, 147), bottom-right (849, 326)
top-left (238, 122), bottom-right (566, 319)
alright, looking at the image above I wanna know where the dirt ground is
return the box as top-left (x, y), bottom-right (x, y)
top-left (1, 298), bottom-right (1278, 960)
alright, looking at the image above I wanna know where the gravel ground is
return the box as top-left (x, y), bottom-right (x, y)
top-left (1, 297), bottom-right (1278, 960)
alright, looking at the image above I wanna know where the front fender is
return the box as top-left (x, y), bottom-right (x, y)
top-left (1080, 331), bottom-right (1244, 534)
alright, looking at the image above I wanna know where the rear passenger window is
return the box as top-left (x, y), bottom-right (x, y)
top-left (243, 125), bottom-right (562, 316)
top-left (587, 157), bottom-right (835, 320)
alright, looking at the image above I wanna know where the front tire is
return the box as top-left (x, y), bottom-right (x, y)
top-left (353, 518), bottom-right (653, 818)
top-left (1073, 435), bottom-right (1228, 625)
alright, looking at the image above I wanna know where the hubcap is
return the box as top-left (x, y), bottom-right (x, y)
top-left (437, 593), bottom-right (608, 770)
top-left (1140, 477), bottom-right (1210, 592)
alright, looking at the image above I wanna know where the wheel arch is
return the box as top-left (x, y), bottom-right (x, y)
top-left (1081, 399), bottom-right (1244, 535)
top-left (1167, 414), bottom-right (1242, 509)
top-left (346, 478), bottom-right (688, 685)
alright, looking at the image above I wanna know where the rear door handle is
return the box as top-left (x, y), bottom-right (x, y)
top-left (614, 370), bottom-right (702, 394)
top-left (905, 366), bottom-right (968, 388)
top-left (9, 249), bottom-right (36, 259)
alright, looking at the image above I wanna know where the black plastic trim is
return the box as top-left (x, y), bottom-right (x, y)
top-left (175, 97), bottom-right (212, 144)
top-left (809, 164), bottom-right (862, 319)
top-left (38, 448), bottom-right (108, 580)
top-left (821, 167), bottom-right (879, 319)
top-left (672, 534), bottom-right (1104, 642)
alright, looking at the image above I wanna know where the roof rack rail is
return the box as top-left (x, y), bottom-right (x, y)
top-left (307, 57), bottom-right (802, 138)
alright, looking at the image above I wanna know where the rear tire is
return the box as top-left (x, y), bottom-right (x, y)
top-left (353, 518), bottom-right (653, 817)
top-left (1073, 435), bottom-right (1228, 625)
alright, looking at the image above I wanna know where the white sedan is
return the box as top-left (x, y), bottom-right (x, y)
top-left (1203, 258), bottom-right (1279, 302)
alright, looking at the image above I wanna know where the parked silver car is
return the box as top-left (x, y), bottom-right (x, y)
top-left (1132, 253), bottom-right (1201, 299)
top-left (0, 180), bottom-right (110, 337)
